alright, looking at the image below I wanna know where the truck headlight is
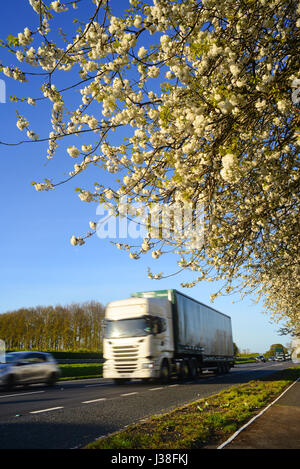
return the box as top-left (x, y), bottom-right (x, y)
top-left (142, 362), bottom-right (155, 369)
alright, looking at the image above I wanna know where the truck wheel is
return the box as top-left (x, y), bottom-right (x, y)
top-left (4, 375), bottom-right (15, 391)
top-left (160, 360), bottom-right (170, 385)
top-left (188, 359), bottom-right (198, 380)
top-left (178, 360), bottom-right (189, 381)
top-left (46, 373), bottom-right (57, 387)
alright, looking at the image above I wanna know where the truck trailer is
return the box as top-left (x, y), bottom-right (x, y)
top-left (103, 289), bottom-right (234, 384)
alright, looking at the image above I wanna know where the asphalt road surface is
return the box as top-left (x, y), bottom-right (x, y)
top-left (0, 361), bottom-right (292, 449)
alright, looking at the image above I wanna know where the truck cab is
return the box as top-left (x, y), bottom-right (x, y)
top-left (102, 297), bottom-right (174, 383)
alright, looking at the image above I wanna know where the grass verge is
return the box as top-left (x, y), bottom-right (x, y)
top-left (86, 367), bottom-right (300, 449)
top-left (58, 363), bottom-right (103, 380)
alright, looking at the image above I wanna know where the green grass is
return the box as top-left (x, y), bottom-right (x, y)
top-left (58, 363), bottom-right (103, 380)
top-left (235, 358), bottom-right (256, 364)
top-left (86, 367), bottom-right (300, 450)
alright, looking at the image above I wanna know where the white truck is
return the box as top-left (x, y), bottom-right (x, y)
top-left (103, 289), bottom-right (234, 384)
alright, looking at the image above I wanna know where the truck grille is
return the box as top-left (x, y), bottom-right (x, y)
top-left (112, 345), bottom-right (139, 373)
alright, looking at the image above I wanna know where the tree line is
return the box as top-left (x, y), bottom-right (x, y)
top-left (0, 301), bottom-right (105, 352)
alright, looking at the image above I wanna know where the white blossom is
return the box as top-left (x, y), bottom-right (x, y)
top-left (152, 249), bottom-right (162, 259)
top-left (27, 97), bottom-right (36, 106)
top-left (51, 1), bottom-right (68, 12)
top-left (138, 46), bottom-right (147, 59)
top-left (89, 221), bottom-right (97, 230)
top-left (67, 145), bottom-right (81, 158)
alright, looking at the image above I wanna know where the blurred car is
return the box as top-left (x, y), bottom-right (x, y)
top-left (0, 351), bottom-right (61, 391)
top-left (268, 356), bottom-right (275, 361)
top-left (255, 355), bottom-right (266, 362)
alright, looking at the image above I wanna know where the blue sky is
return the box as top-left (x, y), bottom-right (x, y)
top-left (0, 0), bottom-right (291, 353)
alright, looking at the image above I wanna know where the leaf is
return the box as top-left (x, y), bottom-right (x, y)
top-left (6, 34), bottom-right (19, 47)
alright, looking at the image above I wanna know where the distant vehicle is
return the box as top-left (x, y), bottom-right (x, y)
top-left (255, 355), bottom-right (266, 362)
top-left (268, 356), bottom-right (275, 361)
top-left (275, 348), bottom-right (286, 361)
top-left (0, 351), bottom-right (61, 391)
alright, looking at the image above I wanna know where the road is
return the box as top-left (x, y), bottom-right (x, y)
top-left (0, 361), bottom-right (292, 449)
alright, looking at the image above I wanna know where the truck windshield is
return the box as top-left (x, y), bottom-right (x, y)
top-left (104, 317), bottom-right (152, 339)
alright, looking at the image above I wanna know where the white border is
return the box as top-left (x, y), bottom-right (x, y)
top-left (217, 377), bottom-right (300, 449)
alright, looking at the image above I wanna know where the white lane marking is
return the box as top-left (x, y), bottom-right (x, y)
top-left (84, 383), bottom-right (109, 388)
top-left (82, 398), bottom-right (107, 404)
top-left (0, 390), bottom-right (45, 399)
top-left (168, 384), bottom-right (179, 387)
top-left (120, 392), bottom-right (138, 397)
top-left (30, 406), bottom-right (63, 414)
top-left (149, 387), bottom-right (163, 391)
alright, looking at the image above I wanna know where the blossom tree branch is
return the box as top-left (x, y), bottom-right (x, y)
top-left (1, 0), bottom-right (299, 331)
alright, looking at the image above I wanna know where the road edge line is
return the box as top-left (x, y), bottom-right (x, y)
top-left (217, 377), bottom-right (300, 449)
